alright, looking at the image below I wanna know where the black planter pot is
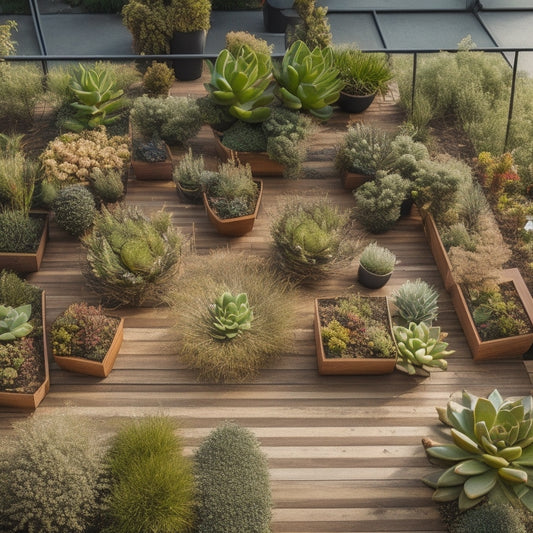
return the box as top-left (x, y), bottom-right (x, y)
top-left (337, 91), bottom-right (377, 113)
top-left (358, 264), bottom-right (393, 290)
top-left (170, 29), bottom-right (207, 81)
top-left (263, 0), bottom-right (294, 33)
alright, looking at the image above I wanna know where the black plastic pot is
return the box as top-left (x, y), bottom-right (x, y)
top-left (337, 91), bottom-right (377, 113)
top-left (358, 264), bottom-right (393, 289)
top-left (170, 29), bottom-right (207, 81)
top-left (263, 0), bottom-right (294, 33)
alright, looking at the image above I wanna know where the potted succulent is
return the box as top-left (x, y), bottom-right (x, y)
top-left (51, 302), bottom-right (124, 378)
top-left (332, 46), bottom-right (393, 113)
top-left (314, 293), bottom-right (398, 375)
top-left (0, 270), bottom-right (49, 409)
top-left (131, 135), bottom-right (173, 181)
top-left (202, 159), bottom-right (263, 237)
top-left (358, 242), bottom-right (396, 289)
top-left (173, 148), bottom-right (207, 203)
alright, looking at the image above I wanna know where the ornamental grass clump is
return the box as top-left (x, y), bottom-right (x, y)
top-left (168, 250), bottom-right (295, 382)
top-left (194, 423), bottom-right (271, 533)
top-left (104, 416), bottom-right (195, 533)
top-left (82, 204), bottom-right (182, 307)
top-left (0, 414), bottom-right (107, 533)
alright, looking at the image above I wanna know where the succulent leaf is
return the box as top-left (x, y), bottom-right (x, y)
top-left (209, 291), bottom-right (253, 341)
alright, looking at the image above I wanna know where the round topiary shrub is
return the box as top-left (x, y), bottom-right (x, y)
top-left (194, 423), bottom-right (271, 533)
top-left (53, 184), bottom-right (97, 237)
top-left (143, 61), bottom-right (175, 97)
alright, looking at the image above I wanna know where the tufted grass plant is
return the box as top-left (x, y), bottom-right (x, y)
top-left (167, 250), bottom-right (295, 383)
top-left (194, 423), bottom-right (271, 533)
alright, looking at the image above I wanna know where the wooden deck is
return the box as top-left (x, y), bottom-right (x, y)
top-left (2, 77), bottom-right (533, 533)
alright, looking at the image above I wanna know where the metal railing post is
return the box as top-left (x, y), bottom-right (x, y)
top-left (28, 0), bottom-right (48, 75)
top-left (411, 52), bottom-right (417, 115)
top-left (504, 51), bottom-right (519, 152)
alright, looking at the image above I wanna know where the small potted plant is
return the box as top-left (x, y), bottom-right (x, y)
top-left (358, 242), bottom-right (396, 289)
top-left (202, 158), bottom-right (263, 237)
top-left (51, 302), bottom-right (124, 378)
top-left (131, 135), bottom-right (173, 181)
top-left (172, 148), bottom-right (207, 203)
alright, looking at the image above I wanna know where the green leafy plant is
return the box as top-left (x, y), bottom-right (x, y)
top-left (359, 242), bottom-right (396, 275)
top-left (194, 423), bottom-right (272, 533)
top-left (82, 204), bottom-right (182, 307)
top-left (0, 152), bottom-right (39, 215)
top-left (133, 136), bottom-right (168, 162)
top-left (287, 0), bottom-right (332, 50)
top-left (422, 389), bottom-right (533, 512)
top-left (392, 279), bottom-right (439, 326)
top-left (210, 291), bottom-right (253, 340)
top-left (393, 322), bottom-right (453, 375)
top-left (172, 148), bottom-right (205, 201)
top-left (273, 40), bottom-right (343, 120)
top-left (53, 185), bottom-right (97, 237)
top-left (225, 31), bottom-right (273, 58)
top-left (88, 167), bottom-right (125, 204)
top-left (0, 304), bottom-right (32, 341)
top-left (388, 134), bottom-right (429, 180)
top-left (0, 210), bottom-right (43, 253)
top-left (0, 20), bottom-right (17, 56)
top-left (142, 61), bottom-right (175, 97)
top-left (0, 339), bottom-right (28, 388)
top-left (321, 318), bottom-right (350, 356)
top-left (104, 416), bottom-right (195, 533)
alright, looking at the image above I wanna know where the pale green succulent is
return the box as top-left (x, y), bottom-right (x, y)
top-left (209, 292), bottom-right (253, 340)
top-left (205, 46), bottom-right (274, 123)
top-left (423, 389), bottom-right (533, 513)
top-left (0, 304), bottom-right (32, 341)
top-left (392, 279), bottom-right (439, 325)
top-left (393, 322), bottom-right (453, 375)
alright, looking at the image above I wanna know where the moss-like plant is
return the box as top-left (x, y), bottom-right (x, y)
top-left (104, 416), bottom-right (195, 533)
top-left (0, 210), bottom-right (43, 253)
top-left (142, 61), bottom-right (175, 97)
top-left (194, 423), bottom-right (271, 533)
top-left (449, 500), bottom-right (528, 533)
top-left (53, 185), bottom-right (97, 237)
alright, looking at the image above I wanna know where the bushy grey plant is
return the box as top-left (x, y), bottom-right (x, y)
top-left (194, 423), bottom-right (271, 533)
top-left (53, 185), bottom-right (97, 237)
top-left (392, 279), bottom-right (439, 326)
top-left (89, 167), bottom-right (124, 204)
top-left (0, 210), bottom-right (43, 253)
top-left (359, 242), bottom-right (396, 275)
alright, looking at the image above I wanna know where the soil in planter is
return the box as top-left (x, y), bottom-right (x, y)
top-left (0, 337), bottom-right (45, 394)
top-left (465, 281), bottom-right (533, 342)
top-left (318, 296), bottom-right (395, 360)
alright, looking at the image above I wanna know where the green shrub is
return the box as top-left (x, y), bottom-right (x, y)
top-left (287, 0), bottom-right (332, 49)
top-left (392, 279), bottom-right (439, 326)
top-left (0, 414), bottom-right (106, 533)
top-left (53, 185), bottom-right (97, 237)
top-left (212, 0), bottom-right (261, 9)
top-left (389, 134), bottom-right (429, 180)
top-left (225, 31), bottom-right (273, 57)
top-left (450, 501), bottom-right (527, 533)
top-left (222, 121), bottom-right (267, 152)
top-left (173, 148), bottom-right (205, 201)
top-left (104, 416), bottom-right (195, 533)
top-left (196, 95), bottom-right (236, 131)
top-left (168, 250), bottom-right (295, 382)
top-left (89, 167), bottom-right (125, 204)
top-left (194, 423), bottom-right (271, 533)
top-left (0, 270), bottom-right (42, 312)
top-left (142, 61), bottom-right (175, 97)
top-left (0, 152), bottom-right (39, 215)
top-left (0, 20), bottom-right (17, 56)
top-left (0, 210), bottom-right (43, 253)
top-left (359, 242), bottom-right (396, 275)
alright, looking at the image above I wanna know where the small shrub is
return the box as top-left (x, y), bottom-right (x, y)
top-left (450, 501), bottom-right (527, 533)
top-left (194, 423), bottom-right (271, 533)
top-left (0, 20), bottom-right (17, 56)
top-left (0, 210), bottom-right (43, 253)
top-left (89, 167), bottom-right (125, 204)
top-left (392, 279), bottom-right (439, 325)
top-left (173, 148), bottom-right (205, 201)
top-left (0, 414), bottom-right (106, 533)
top-left (196, 95), bottom-right (236, 131)
top-left (104, 416), bottom-right (195, 533)
top-left (287, 0), bottom-right (332, 49)
top-left (389, 134), bottom-right (429, 180)
top-left (359, 242), bottom-right (396, 275)
top-left (222, 121), bottom-right (267, 152)
top-left (142, 61), bottom-right (175, 97)
top-left (225, 30), bottom-right (273, 57)
top-left (53, 185), bottom-right (97, 237)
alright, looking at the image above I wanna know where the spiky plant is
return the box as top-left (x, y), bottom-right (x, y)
top-left (423, 389), bottom-right (533, 512)
top-left (392, 279), bottom-right (439, 325)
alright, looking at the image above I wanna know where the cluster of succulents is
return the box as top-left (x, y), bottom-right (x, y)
top-left (209, 291), bottom-right (254, 340)
top-left (0, 304), bottom-right (32, 341)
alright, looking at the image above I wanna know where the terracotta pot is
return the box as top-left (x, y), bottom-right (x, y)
top-left (213, 131), bottom-right (284, 177)
top-left (203, 180), bottom-right (263, 237)
top-left (0, 212), bottom-right (49, 273)
top-left (337, 91), bottom-right (377, 113)
top-left (358, 264), bottom-right (393, 289)
top-left (341, 170), bottom-right (372, 190)
top-left (314, 296), bottom-right (397, 375)
top-left (0, 291), bottom-right (49, 409)
top-left (450, 268), bottom-right (533, 361)
top-left (422, 213), bottom-right (455, 292)
top-left (131, 143), bottom-right (173, 181)
top-left (53, 317), bottom-right (124, 378)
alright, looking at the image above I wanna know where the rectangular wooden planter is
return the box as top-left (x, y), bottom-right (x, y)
top-left (131, 143), bottom-right (173, 181)
top-left (203, 180), bottom-right (263, 237)
top-left (422, 213), bottom-right (455, 292)
top-left (0, 212), bottom-right (49, 273)
top-left (53, 317), bottom-right (124, 378)
top-left (450, 268), bottom-right (533, 361)
top-left (0, 291), bottom-right (49, 409)
top-left (341, 170), bottom-right (371, 190)
top-left (314, 296), bottom-right (397, 375)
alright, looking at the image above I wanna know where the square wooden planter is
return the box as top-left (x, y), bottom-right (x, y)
top-left (314, 296), bottom-right (397, 375)
top-left (203, 180), bottom-right (263, 237)
top-left (0, 291), bottom-right (49, 409)
top-left (131, 143), bottom-right (173, 181)
top-left (53, 317), bottom-right (124, 378)
top-left (341, 170), bottom-right (372, 190)
top-left (450, 268), bottom-right (533, 361)
top-left (422, 213), bottom-right (455, 292)
top-left (0, 212), bottom-right (49, 273)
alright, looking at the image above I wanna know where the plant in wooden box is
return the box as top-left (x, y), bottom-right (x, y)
top-left (0, 270), bottom-right (49, 409)
top-left (51, 302), bottom-right (124, 377)
top-left (131, 135), bottom-right (173, 181)
top-left (202, 158), bottom-right (263, 237)
top-left (314, 293), bottom-right (397, 375)
top-left (82, 204), bottom-right (182, 307)
top-left (271, 196), bottom-right (363, 284)
top-left (332, 46), bottom-right (393, 113)
top-left (173, 148), bottom-right (207, 204)
top-left (167, 250), bottom-right (295, 382)
top-left (422, 389), bottom-right (533, 514)
top-left (358, 242), bottom-right (396, 289)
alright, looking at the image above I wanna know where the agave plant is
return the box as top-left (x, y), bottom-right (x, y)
top-left (392, 279), bottom-right (439, 326)
top-left (423, 389), bottom-right (533, 512)
top-left (273, 40), bottom-right (344, 120)
top-left (393, 322), bottom-right (453, 375)
top-left (0, 304), bottom-right (32, 341)
top-left (209, 291), bottom-right (253, 340)
top-left (205, 46), bottom-right (274, 123)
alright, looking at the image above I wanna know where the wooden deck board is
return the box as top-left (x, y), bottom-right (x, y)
top-left (1, 77), bottom-right (532, 532)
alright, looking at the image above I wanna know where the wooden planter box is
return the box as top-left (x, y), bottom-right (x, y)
top-left (131, 143), bottom-right (173, 181)
top-left (314, 296), bottom-right (397, 375)
top-left (213, 132), bottom-right (284, 177)
top-left (341, 170), bottom-right (372, 190)
top-left (422, 213), bottom-right (455, 292)
top-left (0, 212), bottom-right (49, 273)
top-left (203, 180), bottom-right (263, 237)
top-left (450, 268), bottom-right (533, 361)
top-left (53, 317), bottom-right (124, 378)
top-left (0, 291), bottom-right (49, 409)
